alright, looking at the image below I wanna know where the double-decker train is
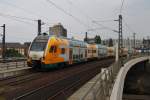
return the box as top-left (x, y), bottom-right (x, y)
top-left (27, 34), bottom-right (132, 69)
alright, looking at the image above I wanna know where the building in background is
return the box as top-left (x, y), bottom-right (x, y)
top-left (84, 32), bottom-right (101, 44)
top-left (24, 42), bottom-right (31, 56)
top-left (102, 39), bottom-right (143, 49)
top-left (0, 42), bottom-right (31, 58)
top-left (49, 23), bottom-right (67, 37)
top-left (143, 38), bottom-right (150, 49)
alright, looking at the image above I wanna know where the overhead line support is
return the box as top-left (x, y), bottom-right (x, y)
top-left (1, 24), bottom-right (6, 59)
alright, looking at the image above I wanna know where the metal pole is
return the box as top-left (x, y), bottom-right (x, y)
top-left (133, 33), bottom-right (136, 55)
top-left (147, 36), bottom-right (150, 56)
top-left (38, 19), bottom-right (41, 35)
top-left (118, 15), bottom-right (123, 66)
top-left (127, 37), bottom-right (130, 58)
top-left (85, 32), bottom-right (88, 42)
top-left (133, 33), bottom-right (136, 49)
top-left (1, 24), bottom-right (6, 59)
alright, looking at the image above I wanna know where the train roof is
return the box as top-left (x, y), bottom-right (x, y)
top-left (35, 34), bottom-right (107, 48)
top-left (34, 35), bottom-right (49, 42)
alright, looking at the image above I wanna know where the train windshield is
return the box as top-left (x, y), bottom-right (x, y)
top-left (30, 35), bottom-right (49, 51)
top-left (30, 42), bottom-right (47, 51)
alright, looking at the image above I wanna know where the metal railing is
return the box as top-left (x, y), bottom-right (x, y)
top-left (81, 54), bottom-right (146, 100)
top-left (0, 58), bottom-right (27, 71)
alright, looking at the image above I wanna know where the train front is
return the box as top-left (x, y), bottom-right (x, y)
top-left (27, 35), bottom-right (49, 68)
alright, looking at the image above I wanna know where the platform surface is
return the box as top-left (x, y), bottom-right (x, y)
top-left (68, 71), bottom-right (101, 100)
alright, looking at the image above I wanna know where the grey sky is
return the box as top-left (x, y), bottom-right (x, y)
top-left (0, 0), bottom-right (149, 43)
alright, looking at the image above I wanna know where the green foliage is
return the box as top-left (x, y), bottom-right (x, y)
top-left (5, 49), bottom-right (24, 57)
top-left (94, 35), bottom-right (101, 44)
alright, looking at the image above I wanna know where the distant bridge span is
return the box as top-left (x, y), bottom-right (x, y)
top-left (110, 56), bottom-right (150, 100)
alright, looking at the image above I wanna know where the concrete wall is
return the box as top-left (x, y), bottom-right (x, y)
top-left (110, 56), bottom-right (150, 100)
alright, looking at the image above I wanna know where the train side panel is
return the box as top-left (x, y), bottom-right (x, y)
top-left (96, 44), bottom-right (107, 59)
top-left (42, 37), bottom-right (69, 69)
top-left (107, 47), bottom-right (115, 57)
top-left (87, 44), bottom-right (97, 59)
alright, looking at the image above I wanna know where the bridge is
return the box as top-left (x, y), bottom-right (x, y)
top-left (69, 55), bottom-right (150, 100)
top-left (111, 56), bottom-right (150, 100)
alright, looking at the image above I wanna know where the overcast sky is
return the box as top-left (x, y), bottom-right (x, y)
top-left (0, 0), bottom-right (149, 43)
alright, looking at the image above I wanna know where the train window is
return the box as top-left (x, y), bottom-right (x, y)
top-left (81, 54), bottom-right (83, 58)
top-left (92, 50), bottom-right (95, 53)
top-left (73, 55), bottom-right (75, 59)
top-left (49, 45), bottom-right (57, 53)
top-left (30, 42), bottom-right (47, 51)
top-left (76, 55), bottom-right (78, 59)
top-left (85, 49), bottom-right (87, 57)
top-left (49, 46), bottom-right (54, 53)
top-left (61, 48), bottom-right (65, 54)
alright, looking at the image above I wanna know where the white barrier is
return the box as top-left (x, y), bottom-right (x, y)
top-left (110, 56), bottom-right (149, 100)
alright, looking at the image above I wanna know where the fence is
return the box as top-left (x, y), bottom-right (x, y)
top-left (0, 58), bottom-right (27, 71)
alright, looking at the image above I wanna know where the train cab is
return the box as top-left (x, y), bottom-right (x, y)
top-left (27, 35), bottom-right (49, 68)
top-left (27, 35), bottom-right (69, 69)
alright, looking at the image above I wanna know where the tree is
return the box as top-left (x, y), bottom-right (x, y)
top-left (108, 38), bottom-right (113, 47)
top-left (5, 49), bottom-right (24, 57)
top-left (94, 35), bottom-right (101, 44)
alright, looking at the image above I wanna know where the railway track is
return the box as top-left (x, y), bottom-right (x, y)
top-left (0, 58), bottom-right (114, 100)
top-left (0, 69), bottom-right (35, 81)
top-left (0, 70), bottom-right (41, 86)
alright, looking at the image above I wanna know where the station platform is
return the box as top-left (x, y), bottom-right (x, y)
top-left (68, 70), bottom-right (102, 100)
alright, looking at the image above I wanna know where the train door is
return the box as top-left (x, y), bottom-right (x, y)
top-left (78, 47), bottom-right (80, 60)
top-left (69, 48), bottom-right (73, 64)
top-left (85, 48), bottom-right (87, 58)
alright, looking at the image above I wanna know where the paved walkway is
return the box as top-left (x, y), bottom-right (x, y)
top-left (68, 71), bottom-right (101, 100)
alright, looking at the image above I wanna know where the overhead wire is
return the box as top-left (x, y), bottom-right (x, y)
top-left (0, 0), bottom-right (50, 21)
top-left (0, 12), bottom-right (36, 26)
top-left (46, 0), bottom-right (90, 28)
top-left (120, 0), bottom-right (125, 14)
top-left (65, 0), bottom-right (116, 32)
top-left (92, 21), bottom-right (115, 32)
top-left (0, 12), bottom-right (36, 22)
top-left (0, 0), bottom-right (128, 36)
top-left (123, 19), bottom-right (135, 33)
top-left (65, 0), bottom-right (93, 20)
